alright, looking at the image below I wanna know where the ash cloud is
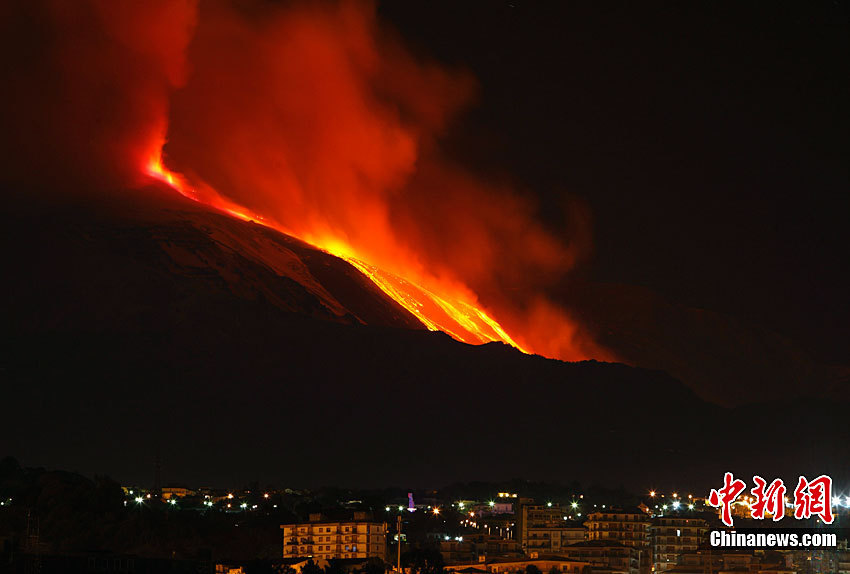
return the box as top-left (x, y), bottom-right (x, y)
top-left (0, 0), bottom-right (198, 190)
top-left (1, 0), bottom-right (609, 361)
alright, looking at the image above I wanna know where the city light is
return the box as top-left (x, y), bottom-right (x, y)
top-left (672, 501), bottom-right (680, 509)
top-left (649, 490), bottom-right (656, 497)
top-left (263, 493), bottom-right (269, 499)
top-left (169, 499), bottom-right (176, 506)
top-left (571, 502), bottom-right (578, 509)
top-left (547, 502), bottom-right (552, 507)
top-left (227, 493), bottom-right (234, 499)
top-left (398, 506), bottom-right (404, 511)
top-left (458, 502), bottom-right (465, 509)
top-left (135, 497), bottom-right (144, 504)
top-left (433, 507), bottom-right (441, 515)
top-left (385, 506), bottom-right (391, 512)
top-left (688, 504), bottom-right (694, 510)
top-left (672, 492), bottom-right (678, 498)
top-left (488, 501), bottom-right (495, 507)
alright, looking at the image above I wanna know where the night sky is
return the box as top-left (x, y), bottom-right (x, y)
top-left (380, 1), bottom-right (849, 361)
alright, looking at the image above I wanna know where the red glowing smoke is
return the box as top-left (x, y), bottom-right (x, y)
top-left (0, 0), bottom-right (197, 189)
top-left (0, 0), bottom-right (611, 361)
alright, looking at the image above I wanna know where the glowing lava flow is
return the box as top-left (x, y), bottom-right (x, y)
top-left (341, 257), bottom-right (526, 349)
top-left (146, 155), bottom-right (529, 352)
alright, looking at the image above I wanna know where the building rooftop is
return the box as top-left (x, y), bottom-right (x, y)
top-left (566, 540), bottom-right (631, 549)
top-left (587, 506), bottom-right (648, 517)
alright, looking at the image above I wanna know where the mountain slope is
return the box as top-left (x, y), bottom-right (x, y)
top-left (565, 282), bottom-right (850, 405)
top-left (3, 183), bottom-right (424, 334)
top-left (2, 184), bottom-right (847, 490)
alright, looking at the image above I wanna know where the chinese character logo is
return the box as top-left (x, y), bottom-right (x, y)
top-left (793, 475), bottom-right (834, 524)
top-left (707, 472), bottom-right (746, 527)
top-left (750, 475), bottom-right (786, 521)
top-left (707, 473), bottom-right (835, 527)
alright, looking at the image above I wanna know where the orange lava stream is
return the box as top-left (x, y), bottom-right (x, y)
top-left (146, 156), bottom-right (529, 352)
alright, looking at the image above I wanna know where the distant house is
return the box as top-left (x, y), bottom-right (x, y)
top-left (161, 486), bottom-right (196, 499)
top-left (446, 556), bottom-right (593, 574)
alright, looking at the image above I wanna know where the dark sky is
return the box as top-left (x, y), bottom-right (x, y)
top-left (379, 1), bottom-right (849, 361)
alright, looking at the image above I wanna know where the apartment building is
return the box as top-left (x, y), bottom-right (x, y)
top-left (281, 512), bottom-right (386, 560)
top-left (585, 508), bottom-right (651, 550)
top-left (650, 516), bottom-right (707, 572)
top-left (559, 540), bottom-right (640, 574)
top-left (516, 502), bottom-right (585, 554)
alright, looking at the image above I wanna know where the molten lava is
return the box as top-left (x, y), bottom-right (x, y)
top-left (341, 257), bottom-right (526, 349)
top-left (146, 156), bottom-right (527, 351)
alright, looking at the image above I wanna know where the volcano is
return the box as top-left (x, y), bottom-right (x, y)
top-left (3, 184), bottom-right (848, 489)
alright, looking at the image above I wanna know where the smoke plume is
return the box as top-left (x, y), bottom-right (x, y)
top-left (0, 0), bottom-right (610, 361)
top-left (0, 0), bottom-right (198, 189)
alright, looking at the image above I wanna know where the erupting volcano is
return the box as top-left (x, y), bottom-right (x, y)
top-left (3, 0), bottom-right (849, 496)
top-left (125, 0), bottom-right (607, 361)
top-left (2, 0), bottom-right (608, 362)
